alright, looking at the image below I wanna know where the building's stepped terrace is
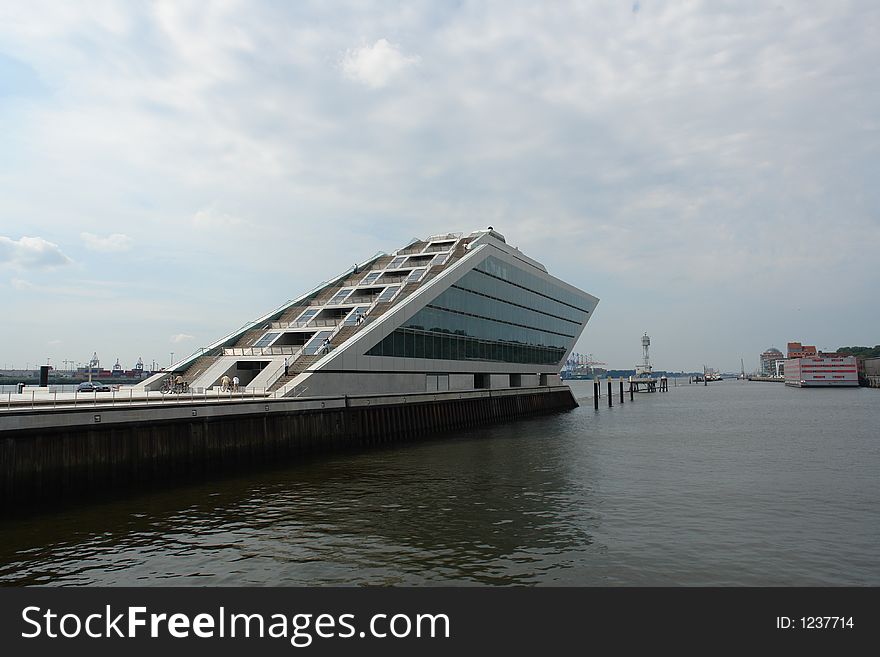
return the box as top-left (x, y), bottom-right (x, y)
top-left (371, 255), bottom-right (394, 269)
top-left (396, 240), bottom-right (428, 255)
top-left (278, 304), bottom-right (310, 324)
top-left (366, 282), bottom-right (420, 322)
top-left (181, 354), bottom-right (216, 384)
top-left (234, 327), bottom-right (270, 348)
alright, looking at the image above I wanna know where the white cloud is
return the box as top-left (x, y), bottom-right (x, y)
top-left (170, 333), bottom-right (194, 344)
top-left (193, 208), bottom-right (246, 229)
top-left (11, 278), bottom-right (35, 291)
top-left (0, 236), bottom-right (73, 269)
top-left (0, 2), bottom-right (878, 370)
top-left (9, 277), bottom-right (111, 298)
top-left (81, 232), bottom-right (134, 252)
top-left (341, 39), bottom-right (419, 88)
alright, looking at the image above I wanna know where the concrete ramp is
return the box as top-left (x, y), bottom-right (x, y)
top-left (248, 357), bottom-right (286, 391)
top-left (190, 356), bottom-right (239, 391)
top-left (131, 372), bottom-right (167, 392)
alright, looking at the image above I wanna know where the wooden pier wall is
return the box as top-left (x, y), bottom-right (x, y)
top-left (0, 387), bottom-right (575, 509)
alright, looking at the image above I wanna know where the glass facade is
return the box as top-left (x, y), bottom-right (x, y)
top-left (360, 271), bottom-right (381, 285)
top-left (254, 332), bottom-right (280, 347)
top-left (366, 256), bottom-right (591, 365)
top-left (295, 308), bottom-right (319, 324)
top-left (376, 285), bottom-right (399, 302)
top-left (343, 306), bottom-right (370, 325)
top-left (327, 287), bottom-right (353, 304)
top-left (303, 330), bottom-right (333, 355)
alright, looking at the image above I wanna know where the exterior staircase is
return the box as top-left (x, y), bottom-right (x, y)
top-left (267, 353), bottom-right (324, 392)
top-left (397, 240), bottom-right (427, 255)
top-left (265, 323), bottom-right (363, 392)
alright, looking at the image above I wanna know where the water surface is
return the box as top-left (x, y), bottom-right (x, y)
top-left (1, 380), bottom-right (877, 586)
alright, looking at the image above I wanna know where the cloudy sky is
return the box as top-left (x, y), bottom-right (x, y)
top-left (1, 1), bottom-right (878, 373)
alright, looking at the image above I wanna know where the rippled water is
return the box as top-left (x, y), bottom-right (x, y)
top-left (1, 380), bottom-right (878, 586)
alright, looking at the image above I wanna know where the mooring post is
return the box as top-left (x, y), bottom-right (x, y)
top-left (594, 381), bottom-right (599, 410)
top-left (630, 381), bottom-right (634, 401)
top-left (607, 379), bottom-right (612, 407)
top-left (619, 379), bottom-right (624, 403)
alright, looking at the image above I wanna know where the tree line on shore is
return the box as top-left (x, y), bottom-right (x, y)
top-left (835, 345), bottom-right (880, 359)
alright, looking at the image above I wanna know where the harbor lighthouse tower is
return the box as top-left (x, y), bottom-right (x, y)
top-left (636, 332), bottom-right (653, 377)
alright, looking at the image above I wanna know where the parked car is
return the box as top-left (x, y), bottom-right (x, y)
top-left (77, 381), bottom-right (112, 393)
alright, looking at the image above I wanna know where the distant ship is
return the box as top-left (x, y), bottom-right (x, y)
top-left (694, 368), bottom-right (722, 382)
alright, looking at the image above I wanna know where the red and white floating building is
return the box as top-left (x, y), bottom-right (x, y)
top-left (784, 356), bottom-right (859, 388)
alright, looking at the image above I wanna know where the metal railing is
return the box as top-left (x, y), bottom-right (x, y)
top-left (425, 232), bottom-right (462, 242)
top-left (223, 346), bottom-right (302, 356)
top-left (377, 274), bottom-right (411, 284)
top-left (1, 384), bottom-right (322, 411)
top-left (259, 344), bottom-right (308, 388)
top-left (270, 320), bottom-right (311, 329)
top-left (402, 255), bottom-right (434, 264)
top-left (302, 344), bottom-right (337, 357)
top-left (1, 384), bottom-right (567, 416)
top-left (345, 295), bottom-right (379, 305)
top-left (269, 318), bottom-right (341, 329)
top-left (257, 340), bottom-right (341, 387)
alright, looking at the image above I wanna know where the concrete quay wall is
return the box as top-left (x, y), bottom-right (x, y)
top-left (0, 386), bottom-right (576, 509)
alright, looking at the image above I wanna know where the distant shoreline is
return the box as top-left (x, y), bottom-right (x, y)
top-left (0, 377), bottom-right (148, 386)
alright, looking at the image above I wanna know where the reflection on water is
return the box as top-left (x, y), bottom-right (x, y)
top-left (1, 381), bottom-right (878, 586)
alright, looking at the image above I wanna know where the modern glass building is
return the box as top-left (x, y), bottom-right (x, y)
top-left (140, 229), bottom-right (599, 397)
